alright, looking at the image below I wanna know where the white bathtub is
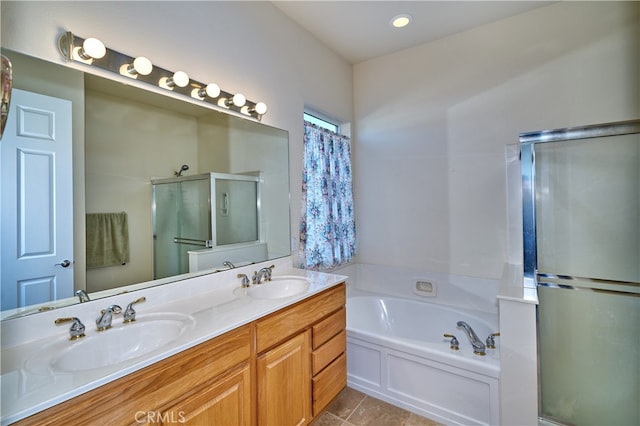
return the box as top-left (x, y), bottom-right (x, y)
top-left (346, 294), bottom-right (501, 425)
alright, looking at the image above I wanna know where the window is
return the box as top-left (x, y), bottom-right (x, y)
top-left (299, 114), bottom-right (356, 270)
top-left (303, 113), bottom-right (338, 133)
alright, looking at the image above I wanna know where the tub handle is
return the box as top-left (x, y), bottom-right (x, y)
top-left (443, 333), bottom-right (459, 350)
top-left (486, 332), bottom-right (500, 349)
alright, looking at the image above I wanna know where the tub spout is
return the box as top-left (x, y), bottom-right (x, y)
top-left (456, 321), bottom-right (486, 356)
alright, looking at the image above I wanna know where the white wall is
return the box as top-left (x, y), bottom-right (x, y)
top-left (0, 1), bottom-right (354, 263)
top-left (353, 1), bottom-right (640, 280)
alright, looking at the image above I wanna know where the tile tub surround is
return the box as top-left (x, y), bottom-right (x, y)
top-left (313, 387), bottom-right (442, 426)
top-left (0, 256), bottom-right (347, 425)
top-left (335, 263), bottom-right (499, 316)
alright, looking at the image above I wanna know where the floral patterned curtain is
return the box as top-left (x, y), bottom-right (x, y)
top-left (299, 122), bottom-right (356, 270)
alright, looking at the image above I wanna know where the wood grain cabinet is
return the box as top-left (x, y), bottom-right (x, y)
top-left (14, 324), bottom-right (252, 426)
top-left (255, 283), bottom-right (346, 425)
top-left (257, 331), bottom-right (311, 426)
top-left (14, 283), bottom-right (346, 426)
top-left (158, 364), bottom-right (252, 425)
top-left (311, 307), bottom-right (347, 416)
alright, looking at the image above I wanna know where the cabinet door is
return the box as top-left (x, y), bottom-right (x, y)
top-left (257, 330), bottom-right (311, 426)
top-left (159, 364), bottom-right (251, 426)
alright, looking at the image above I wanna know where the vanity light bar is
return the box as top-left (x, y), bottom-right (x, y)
top-left (57, 31), bottom-right (267, 120)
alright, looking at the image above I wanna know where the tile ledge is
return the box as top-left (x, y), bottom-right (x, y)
top-left (497, 263), bottom-right (538, 305)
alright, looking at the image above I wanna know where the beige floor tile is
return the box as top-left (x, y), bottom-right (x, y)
top-left (403, 412), bottom-right (444, 426)
top-left (347, 396), bottom-right (411, 426)
top-left (311, 411), bottom-right (346, 426)
top-left (325, 387), bottom-right (367, 420)
top-left (320, 387), bottom-right (441, 426)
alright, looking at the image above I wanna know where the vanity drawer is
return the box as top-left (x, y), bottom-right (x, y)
top-left (312, 352), bottom-right (347, 416)
top-left (312, 329), bottom-right (346, 375)
top-left (312, 306), bottom-right (345, 349)
top-left (256, 283), bottom-right (345, 353)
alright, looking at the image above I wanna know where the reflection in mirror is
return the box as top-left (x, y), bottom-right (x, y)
top-left (0, 50), bottom-right (290, 319)
top-left (151, 172), bottom-right (262, 279)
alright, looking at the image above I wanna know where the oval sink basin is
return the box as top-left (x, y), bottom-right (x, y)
top-left (25, 312), bottom-right (195, 374)
top-left (236, 276), bottom-right (310, 299)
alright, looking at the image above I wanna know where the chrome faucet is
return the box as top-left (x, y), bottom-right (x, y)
top-left (75, 289), bottom-right (91, 303)
top-left (237, 273), bottom-right (250, 288)
top-left (123, 297), bottom-right (146, 323)
top-left (457, 321), bottom-right (486, 355)
top-left (252, 265), bottom-right (275, 284)
top-left (55, 317), bottom-right (86, 340)
top-left (96, 305), bottom-right (122, 331)
top-left (486, 332), bottom-right (500, 349)
top-left (223, 261), bottom-right (236, 269)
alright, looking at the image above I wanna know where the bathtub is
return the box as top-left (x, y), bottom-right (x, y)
top-left (346, 293), bottom-right (500, 426)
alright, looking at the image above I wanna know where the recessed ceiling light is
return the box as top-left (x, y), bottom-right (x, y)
top-left (391, 14), bottom-right (412, 29)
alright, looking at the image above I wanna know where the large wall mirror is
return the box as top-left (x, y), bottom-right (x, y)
top-left (0, 50), bottom-right (291, 319)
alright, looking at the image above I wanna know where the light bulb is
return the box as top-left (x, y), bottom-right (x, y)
top-left (166, 71), bottom-right (189, 88)
top-left (198, 83), bottom-right (220, 98)
top-left (251, 102), bottom-right (268, 115)
top-left (79, 37), bottom-right (106, 59)
top-left (127, 57), bottom-right (153, 76)
top-left (390, 14), bottom-right (412, 28)
top-left (232, 93), bottom-right (246, 107)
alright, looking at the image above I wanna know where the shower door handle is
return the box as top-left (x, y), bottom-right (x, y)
top-left (173, 237), bottom-right (213, 248)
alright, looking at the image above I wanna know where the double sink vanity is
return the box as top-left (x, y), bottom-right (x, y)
top-left (0, 258), bottom-right (347, 425)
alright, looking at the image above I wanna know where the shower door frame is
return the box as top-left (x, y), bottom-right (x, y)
top-left (520, 118), bottom-right (640, 292)
top-left (519, 118), bottom-right (640, 424)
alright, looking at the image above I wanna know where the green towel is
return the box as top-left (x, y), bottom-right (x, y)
top-left (86, 212), bottom-right (130, 269)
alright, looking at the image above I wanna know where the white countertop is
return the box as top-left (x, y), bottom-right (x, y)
top-left (0, 258), bottom-right (346, 425)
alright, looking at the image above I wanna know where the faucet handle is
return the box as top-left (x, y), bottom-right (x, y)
top-left (107, 304), bottom-right (122, 315)
top-left (266, 265), bottom-right (275, 280)
top-left (55, 317), bottom-right (86, 340)
top-left (123, 297), bottom-right (146, 323)
top-left (486, 332), bottom-right (500, 349)
top-left (237, 273), bottom-right (250, 288)
top-left (443, 333), bottom-right (459, 350)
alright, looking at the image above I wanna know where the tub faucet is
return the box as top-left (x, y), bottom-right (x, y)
top-left (223, 261), bottom-right (235, 269)
top-left (96, 305), bottom-right (122, 331)
top-left (457, 321), bottom-right (486, 356)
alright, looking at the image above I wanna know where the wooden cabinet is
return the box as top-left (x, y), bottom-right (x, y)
top-left (257, 331), bottom-right (311, 426)
top-left (159, 364), bottom-right (251, 425)
top-left (311, 307), bottom-right (347, 415)
top-left (14, 283), bottom-right (346, 426)
top-left (255, 283), bottom-right (346, 425)
top-left (14, 324), bottom-right (252, 426)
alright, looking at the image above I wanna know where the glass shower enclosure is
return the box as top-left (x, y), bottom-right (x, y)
top-left (152, 172), bottom-right (260, 279)
top-left (521, 119), bottom-right (640, 425)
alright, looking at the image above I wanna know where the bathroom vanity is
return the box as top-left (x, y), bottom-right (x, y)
top-left (1, 262), bottom-right (346, 426)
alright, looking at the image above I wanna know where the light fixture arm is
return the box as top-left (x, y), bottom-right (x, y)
top-left (58, 31), bottom-right (74, 61)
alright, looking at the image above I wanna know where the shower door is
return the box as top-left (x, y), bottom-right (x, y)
top-left (152, 176), bottom-right (210, 279)
top-left (521, 120), bottom-right (640, 425)
top-left (213, 176), bottom-right (259, 246)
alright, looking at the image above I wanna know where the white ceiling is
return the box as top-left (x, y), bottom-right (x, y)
top-left (272, 1), bottom-right (555, 64)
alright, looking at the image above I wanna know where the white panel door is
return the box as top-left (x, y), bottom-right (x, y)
top-left (1, 89), bottom-right (73, 310)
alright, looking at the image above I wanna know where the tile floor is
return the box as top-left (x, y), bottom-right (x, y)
top-left (313, 387), bottom-right (443, 426)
